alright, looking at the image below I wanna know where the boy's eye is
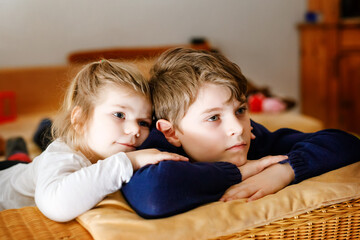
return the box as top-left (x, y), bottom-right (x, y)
top-left (114, 112), bottom-right (125, 119)
top-left (236, 107), bottom-right (247, 115)
top-left (139, 121), bottom-right (151, 128)
top-left (207, 115), bottom-right (219, 122)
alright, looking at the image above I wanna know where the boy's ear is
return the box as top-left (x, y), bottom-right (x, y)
top-left (156, 119), bottom-right (182, 147)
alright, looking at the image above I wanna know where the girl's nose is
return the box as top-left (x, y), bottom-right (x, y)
top-left (124, 121), bottom-right (140, 136)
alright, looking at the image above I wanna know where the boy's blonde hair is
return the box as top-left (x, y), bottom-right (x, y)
top-left (150, 47), bottom-right (247, 129)
top-left (52, 59), bottom-right (150, 154)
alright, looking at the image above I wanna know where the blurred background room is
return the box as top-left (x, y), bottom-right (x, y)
top-left (0, 0), bottom-right (359, 158)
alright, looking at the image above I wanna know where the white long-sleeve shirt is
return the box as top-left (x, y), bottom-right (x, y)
top-left (0, 139), bottom-right (133, 222)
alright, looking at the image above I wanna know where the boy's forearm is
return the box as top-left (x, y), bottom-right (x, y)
top-left (276, 162), bottom-right (295, 185)
top-left (121, 160), bottom-right (241, 219)
top-left (287, 130), bottom-right (360, 183)
top-left (250, 121), bottom-right (360, 184)
top-left (221, 162), bottom-right (294, 202)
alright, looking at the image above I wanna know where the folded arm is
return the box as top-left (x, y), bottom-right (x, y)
top-left (121, 160), bottom-right (241, 219)
top-left (221, 123), bottom-right (360, 202)
top-left (250, 121), bottom-right (360, 183)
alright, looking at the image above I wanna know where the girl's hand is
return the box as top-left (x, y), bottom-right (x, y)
top-left (126, 149), bottom-right (189, 171)
top-left (239, 155), bottom-right (288, 181)
top-left (220, 162), bottom-right (294, 202)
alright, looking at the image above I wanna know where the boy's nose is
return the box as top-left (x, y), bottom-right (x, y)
top-left (226, 117), bottom-right (243, 136)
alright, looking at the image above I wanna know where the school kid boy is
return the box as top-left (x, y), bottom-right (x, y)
top-left (120, 47), bottom-right (360, 219)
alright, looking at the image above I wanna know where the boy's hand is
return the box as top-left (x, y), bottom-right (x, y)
top-left (126, 149), bottom-right (189, 171)
top-left (220, 163), bottom-right (294, 202)
top-left (239, 155), bottom-right (288, 181)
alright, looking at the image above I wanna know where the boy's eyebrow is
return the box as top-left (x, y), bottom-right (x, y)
top-left (202, 101), bottom-right (247, 115)
top-left (201, 107), bottom-right (223, 115)
top-left (227, 96), bottom-right (247, 104)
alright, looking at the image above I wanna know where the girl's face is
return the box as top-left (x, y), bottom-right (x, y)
top-left (83, 85), bottom-right (152, 162)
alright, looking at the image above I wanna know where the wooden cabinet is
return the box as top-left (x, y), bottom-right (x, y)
top-left (338, 54), bottom-right (360, 133)
top-left (299, 0), bottom-right (360, 134)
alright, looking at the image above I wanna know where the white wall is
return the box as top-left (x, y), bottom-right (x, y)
top-left (0, 0), bottom-right (306, 103)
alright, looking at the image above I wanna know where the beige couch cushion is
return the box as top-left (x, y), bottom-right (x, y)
top-left (77, 162), bottom-right (360, 240)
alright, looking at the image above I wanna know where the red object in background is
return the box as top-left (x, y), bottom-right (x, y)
top-left (0, 91), bottom-right (17, 124)
top-left (248, 93), bottom-right (265, 113)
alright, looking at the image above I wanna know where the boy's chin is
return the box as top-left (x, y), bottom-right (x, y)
top-left (223, 157), bottom-right (247, 167)
top-left (194, 154), bottom-right (247, 166)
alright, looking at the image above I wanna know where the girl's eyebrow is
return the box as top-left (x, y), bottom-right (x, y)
top-left (138, 117), bottom-right (152, 122)
top-left (112, 104), bottom-right (152, 119)
top-left (112, 104), bottom-right (129, 109)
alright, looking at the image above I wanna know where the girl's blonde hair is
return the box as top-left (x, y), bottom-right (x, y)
top-left (52, 60), bottom-right (150, 154)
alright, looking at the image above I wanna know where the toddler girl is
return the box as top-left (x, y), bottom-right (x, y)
top-left (0, 60), bottom-right (187, 222)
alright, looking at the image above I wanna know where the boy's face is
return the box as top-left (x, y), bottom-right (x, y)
top-left (84, 85), bottom-right (152, 161)
top-left (175, 83), bottom-right (251, 167)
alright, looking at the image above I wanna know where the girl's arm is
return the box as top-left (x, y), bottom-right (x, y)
top-left (35, 148), bottom-right (133, 222)
top-left (34, 142), bottom-right (188, 222)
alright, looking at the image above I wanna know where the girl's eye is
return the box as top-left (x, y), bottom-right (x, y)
top-left (139, 121), bottom-right (151, 128)
top-left (114, 112), bottom-right (125, 119)
top-left (236, 107), bottom-right (247, 115)
top-left (207, 115), bottom-right (219, 122)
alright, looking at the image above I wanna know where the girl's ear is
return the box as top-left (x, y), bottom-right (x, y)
top-left (71, 106), bottom-right (83, 133)
top-left (156, 119), bottom-right (181, 147)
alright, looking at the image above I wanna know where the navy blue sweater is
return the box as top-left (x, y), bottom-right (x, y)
top-left (121, 121), bottom-right (360, 219)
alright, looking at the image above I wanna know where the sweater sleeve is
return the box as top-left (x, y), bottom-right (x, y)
top-left (286, 130), bottom-right (360, 183)
top-left (121, 160), bottom-right (241, 219)
top-left (35, 142), bottom-right (133, 222)
top-left (249, 121), bottom-right (360, 184)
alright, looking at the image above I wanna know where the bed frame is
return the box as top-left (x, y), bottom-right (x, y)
top-left (1, 197), bottom-right (359, 239)
top-left (223, 198), bottom-right (360, 240)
